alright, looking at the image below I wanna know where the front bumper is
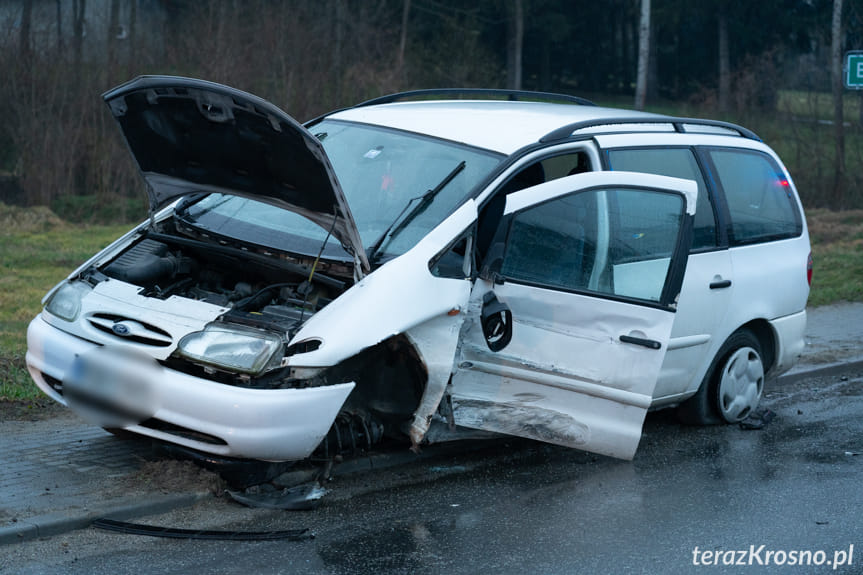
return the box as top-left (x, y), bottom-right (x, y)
top-left (26, 315), bottom-right (354, 461)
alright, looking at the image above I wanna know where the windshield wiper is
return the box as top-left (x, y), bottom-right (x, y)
top-left (368, 161), bottom-right (466, 262)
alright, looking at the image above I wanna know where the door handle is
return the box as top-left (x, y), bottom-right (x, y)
top-left (619, 334), bottom-right (662, 350)
top-left (709, 279), bottom-right (732, 289)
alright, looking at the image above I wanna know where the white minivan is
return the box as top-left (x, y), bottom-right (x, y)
top-left (26, 77), bottom-right (811, 464)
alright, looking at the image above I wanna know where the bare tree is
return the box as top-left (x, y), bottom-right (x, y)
top-left (718, 7), bottom-right (730, 113)
top-left (397, 0), bottom-right (411, 79)
top-left (831, 0), bottom-right (845, 207)
top-left (20, 0), bottom-right (33, 60)
top-left (128, 0), bottom-right (137, 68)
top-left (107, 0), bottom-right (120, 80)
top-left (506, 0), bottom-right (524, 90)
top-left (634, 0), bottom-right (650, 110)
top-left (333, 0), bottom-right (344, 103)
top-left (56, 0), bottom-right (63, 54)
top-left (73, 0), bottom-right (87, 71)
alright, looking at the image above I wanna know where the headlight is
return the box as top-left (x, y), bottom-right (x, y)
top-left (44, 281), bottom-right (92, 322)
top-left (177, 324), bottom-right (283, 375)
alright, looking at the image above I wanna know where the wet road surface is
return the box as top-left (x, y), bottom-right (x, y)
top-left (3, 370), bottom-right (862, 574)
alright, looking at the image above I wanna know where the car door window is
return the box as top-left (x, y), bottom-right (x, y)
top-left (477, 150), bottom-right (593, 259)
top-left (500, 187), bottom-right (685, 304)
top-left (705, 148), bottom-right (802, 245)
top-left (606, 148), bottom-right (716, 250)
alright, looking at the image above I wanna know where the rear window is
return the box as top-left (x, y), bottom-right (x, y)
top-left (706, 149), bottom-right (802, 245)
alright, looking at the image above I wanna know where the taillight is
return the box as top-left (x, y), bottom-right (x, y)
top-left (806, 252), bottom-right (813, 286)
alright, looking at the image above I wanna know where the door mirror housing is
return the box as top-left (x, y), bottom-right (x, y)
top-left (480, 291), bottom-right (512, 352)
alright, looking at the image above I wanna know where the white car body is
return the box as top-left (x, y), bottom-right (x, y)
top-left (27, 78), bottom-right (810, 463)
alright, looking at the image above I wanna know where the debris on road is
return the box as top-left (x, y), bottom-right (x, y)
top-left (226, 482), bottom-right (329, 510)
top-left (739, 408), bottom-right (777, 430)
top-left (91, 517), bottom-right (312, 541)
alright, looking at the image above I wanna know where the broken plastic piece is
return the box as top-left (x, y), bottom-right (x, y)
top-left (738, 407), bottom-right (776, 430)
top-left (227, 482), bottom-right (329, 510)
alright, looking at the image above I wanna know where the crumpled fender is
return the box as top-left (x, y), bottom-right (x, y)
top-left (286, 201), bottom-right (477, 442)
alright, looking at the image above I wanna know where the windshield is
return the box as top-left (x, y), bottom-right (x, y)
top-left (179, 119), bottom-right (502, 262)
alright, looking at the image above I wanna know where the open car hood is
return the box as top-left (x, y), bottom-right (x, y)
top-left (103, 76), bottom-right (369, 272)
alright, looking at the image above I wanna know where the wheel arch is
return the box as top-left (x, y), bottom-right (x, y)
top-left (325, 334), bottom-right (428, 426)
top-left (737, 319), bottom-right (776, 375)
top-left (676, 321), bottom-right (771, 425)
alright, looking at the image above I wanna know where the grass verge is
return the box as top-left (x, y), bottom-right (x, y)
top-left (1, 204), bottom-right (130, 402)
top-left (806, 209), bottom-right (863, 307)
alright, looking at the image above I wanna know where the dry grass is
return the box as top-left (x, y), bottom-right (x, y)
top-left (0, 204), bottom-right (66, 235)
top-left (806, 209), bottom-right (863, 245)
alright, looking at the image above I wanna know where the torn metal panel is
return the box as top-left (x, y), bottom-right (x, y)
top-left (404, 313), bottom-right (469, 447)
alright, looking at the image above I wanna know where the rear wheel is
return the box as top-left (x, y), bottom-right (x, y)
top-left (677, 330), bottom-right (765, 424)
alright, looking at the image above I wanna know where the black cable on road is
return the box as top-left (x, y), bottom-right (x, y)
top-left (91, 518), bottom-right (313, 541)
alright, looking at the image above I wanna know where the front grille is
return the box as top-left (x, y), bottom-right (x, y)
top-left (88, 313), bottom-right (173, 347)
top-left (138, 418), bottom-right (227, 445)
top-left (42, 371), bottom-right (63, 393)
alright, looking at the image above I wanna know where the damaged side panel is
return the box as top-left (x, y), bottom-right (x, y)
top-left (284, 201), bottom-right (477, 444)
top-left (448, 173), bottom-right (696, 460)
top-left (450, 282), bottom-right (673, 460)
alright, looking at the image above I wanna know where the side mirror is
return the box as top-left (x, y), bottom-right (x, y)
top-left (481, 291), bottom-right (512, 352)
top-left (479, 241), bottom-right (506, 285)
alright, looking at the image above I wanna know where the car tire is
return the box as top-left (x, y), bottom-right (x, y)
top-left (676, 330), bottom-right (765, 425)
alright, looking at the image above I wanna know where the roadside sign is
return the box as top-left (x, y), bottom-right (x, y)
top-left (846, 51), bottom-right (863, 89)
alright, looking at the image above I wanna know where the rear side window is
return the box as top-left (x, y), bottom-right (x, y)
top-left (706, 149), bottom-right (801, 245)
top-left (606, 148), bottom-right (716, 250)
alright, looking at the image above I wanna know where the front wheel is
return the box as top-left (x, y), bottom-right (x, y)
top-left (677, 330), bottom-right (765, 425)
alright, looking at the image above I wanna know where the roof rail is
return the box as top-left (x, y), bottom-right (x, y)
top-left (354, 88), bottom-right (595, 108)
top-left (540, 116), bottom-right (761, 143)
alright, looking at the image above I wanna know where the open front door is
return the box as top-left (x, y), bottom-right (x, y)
top-left (450, 171), bottom-right (697, 460)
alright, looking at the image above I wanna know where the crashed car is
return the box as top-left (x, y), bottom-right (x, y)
top-left (26, 77), bottom-right (810, 463)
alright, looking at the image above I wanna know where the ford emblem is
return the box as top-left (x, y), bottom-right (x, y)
top-left (112, 323), bottom-right (131, 336)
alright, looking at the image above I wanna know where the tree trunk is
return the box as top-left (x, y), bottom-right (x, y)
top-left (718, 8), bottom-right (730, 113)
top-left (73, 0), bottom-right (86, 71)
top-left (333, 0), bottom-right (343, 103)
top-left (831, 0), bottom-right (845, 207)
top-left (129, 0), bottom-right (137, 69)
top-left (20, 0), bottom-right (33, 60)
top-left (646, 15), bottom-right (658, 102)
top-left (107, 0), bottom-right (120, 81)
top-left (56, 0), bottom-right (63, 54)
top-left (634, 0), bottom-right (650, 110)
top-left (506, 0), bottom-right (524, 90)
top-left (614, 7), bottom-right (624, 91)
top-left (397, 0), bottom-right (410, 80)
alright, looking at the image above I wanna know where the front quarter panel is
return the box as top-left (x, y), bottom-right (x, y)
top-left (286, 201), bottom-right (478, 445)
top-left (285, 200), bottom-right (478, 369)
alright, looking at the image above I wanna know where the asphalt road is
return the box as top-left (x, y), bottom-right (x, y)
top-left (3, 368), bottom-right (862, 575)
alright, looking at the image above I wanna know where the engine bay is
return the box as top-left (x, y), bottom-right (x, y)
top-left (96, 223), bottom-right (352, 341)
